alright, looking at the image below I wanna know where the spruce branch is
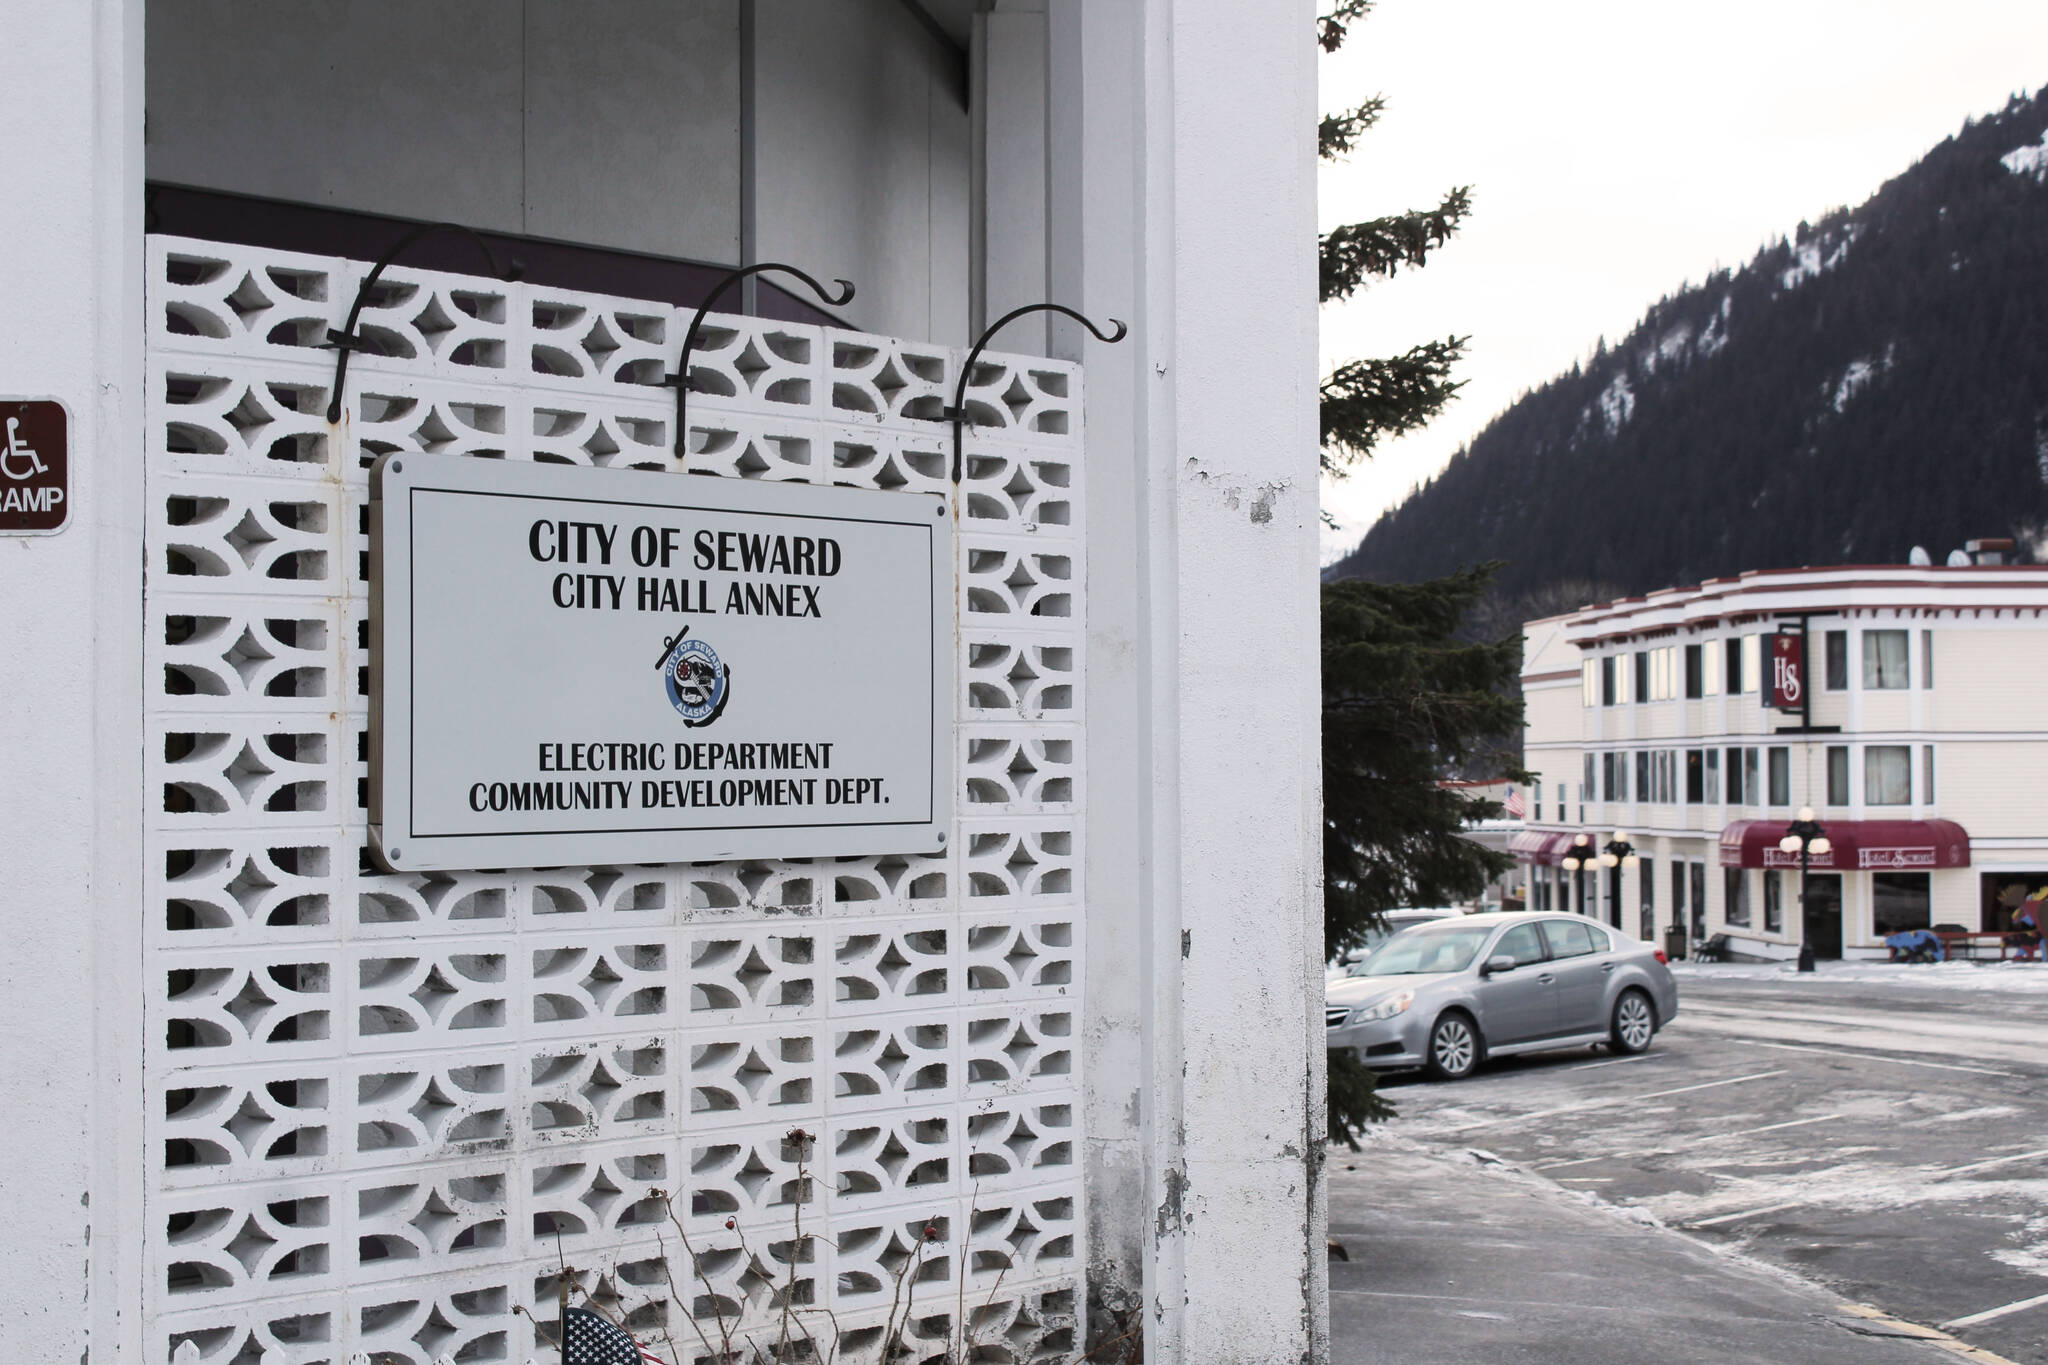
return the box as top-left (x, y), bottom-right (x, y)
top-left (1319, 338), bottom-right (1468, 473)
top-left (1320, 187), bottom-right (1472, 302)
top-left (1318, 96), bottom-right (1385, 161)
top-left (1317, 0), bottom-right (1375, 52)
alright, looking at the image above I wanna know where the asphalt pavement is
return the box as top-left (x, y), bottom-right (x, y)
top-left (1329, 1136), bottom-right (1975, 1364)
top-left (1330, 961), bottom-right (2048, 1364)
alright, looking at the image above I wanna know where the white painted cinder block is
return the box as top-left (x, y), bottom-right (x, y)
top-left (8, 1), bottom-right (1328, 1362)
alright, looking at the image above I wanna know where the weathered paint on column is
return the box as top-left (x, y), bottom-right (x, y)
top-left (1051, 0), bottom-right (1324, 1358)
top-left (0, 0), bottom-right (146, 1359)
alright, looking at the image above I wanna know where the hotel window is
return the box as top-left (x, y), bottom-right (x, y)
top-left (1724, 636), bottom-right (1744, 694)
top-left (1684, 644), bottom-right (1703, 698)
top-left (1866, 744), bottom-right (1911, 806)
top-left (1634, 651), bottom-right (1650, 703)
top-left (1604, 751), bottom-right (1628, 802)
top-left (1685, 749), bottom-right (1704, 804)
top-left (1763, 870), bottom-right (1783, 933)
top-left (1744, 747), bottom-right (1760, 807)
top-left (1824, 630), bottom-right (1848, 690)
top-left (1863, 629), bottom-right (1909, 689)
top-left (1826, 746), bottom-right (1850, 805)
top-left (1702, 639), bottom-right (1722, 697)
top-left (1635, 751), bottom-right (1650, 802)
top-left (1535, 780), bottom-right (1543, 815)
top-left (1583, 659), bottom-right (1597, 707)
top-left (1873, 872), bottom-right (1932, 935)
top-left (1690, 862), bottom-right (1708, 938)
top-left (1724, 866), bottom-right (1752, 927)
top-left (1725, 745), bottom-right (1745, 804)
top-left (1767, 747), bottom-right (1790, 807)
top-left (1922, 630), bottom-right (1934, 688)
top-left (1583, 754), bottom-right (1596, 803)
top-left (1704, 747), bottom-right (1721, 804)
top-left (1601, 655), bottom-right (1617, 706)
top-left (1741, 635), bottom-right (1762, 695)
top-left (1923, 746), bottom-right (1936, 804)
top-left (1671, 861), bottom-right (1687, 933)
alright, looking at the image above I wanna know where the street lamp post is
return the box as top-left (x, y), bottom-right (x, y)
top-left (1779, 806), bottom-right (1831, 973)
top-left (1560, 834), bottom-right (1595, 918)
top-left (1599, 832), bottom-right (1639, 931)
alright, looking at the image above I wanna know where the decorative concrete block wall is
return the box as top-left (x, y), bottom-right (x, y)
top-left (144, 235), bottom-right (1083, 1365)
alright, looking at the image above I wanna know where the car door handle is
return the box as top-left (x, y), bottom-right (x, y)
top-left (1602, 963), bottom-right (1616, 972)
top-left (1536, 973), bottom-right (1554, 984)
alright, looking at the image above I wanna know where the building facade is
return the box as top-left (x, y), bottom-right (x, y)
top-left (1519, 561), bottom-right (2048, 961)
top-left (2, 4), bottom-right (1327, 1362)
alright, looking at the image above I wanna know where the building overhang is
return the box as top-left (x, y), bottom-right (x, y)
top-left (1718, 818), bottom-right (1972, 871)
top-left (1510, 831), bottom-right (1576, 866)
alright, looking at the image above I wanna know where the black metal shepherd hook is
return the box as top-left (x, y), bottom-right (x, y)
top-left (324, 223), bottom-right (524, 423)
top-left (665, 263), bottom-right (856, 461)
top-left (947, 304), bottom-right (1127, 482)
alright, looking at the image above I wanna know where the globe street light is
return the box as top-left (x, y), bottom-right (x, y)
top-left (1560, 833), bottom-right (1596, 918)
top-left (1599, 832), bottom-right (1638, 931)
top-left (1779, 806), bottom-right (1830, 973)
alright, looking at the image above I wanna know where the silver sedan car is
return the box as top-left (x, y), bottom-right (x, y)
top-left (1326, 911), bottom-right (1680, 1080)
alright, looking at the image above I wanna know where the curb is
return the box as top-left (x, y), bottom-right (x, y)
top-left (1835, 1302), bottom-right (2025, 1365)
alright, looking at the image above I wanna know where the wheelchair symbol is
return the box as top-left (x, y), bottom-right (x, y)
top-left (2, 416), bottom-right (48, 482)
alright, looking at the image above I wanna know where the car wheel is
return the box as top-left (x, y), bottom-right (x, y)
top-left (1425, 1011), bottom-right (1480, 1080)
top-left (1610, 990), bottom-right (1655, 1055)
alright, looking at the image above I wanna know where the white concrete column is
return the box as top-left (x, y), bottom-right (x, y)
top-left (0, 0), bottom-right (145, 1359)
top-left (973, 1), bottom-right (1049, 348)
top-left (1050, 0), bottom-right (1323, 1358)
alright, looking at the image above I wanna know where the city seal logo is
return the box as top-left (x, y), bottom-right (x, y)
top-left (655, 627), bottom-right (730, 727)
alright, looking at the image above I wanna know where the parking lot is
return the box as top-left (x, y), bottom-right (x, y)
top-left (1374, 964), bottom-right (2048, 1363)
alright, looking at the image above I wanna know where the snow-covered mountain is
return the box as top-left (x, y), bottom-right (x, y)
top-left (1330, 85), bottom-right (2048, 605)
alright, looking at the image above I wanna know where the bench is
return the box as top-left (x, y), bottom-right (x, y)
top-left (1691, 933), bottom-right (1731, 963)
top-left (1926, 931), bottom-right (2039, 962)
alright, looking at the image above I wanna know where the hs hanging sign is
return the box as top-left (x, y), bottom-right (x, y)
top-left (1770, 631), bottom-right (1805, 712)
top-left (369, 454), bottom-right (953, 870)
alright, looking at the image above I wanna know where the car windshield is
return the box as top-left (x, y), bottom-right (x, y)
top-left (1359, 923), bottom-right (1494, 976)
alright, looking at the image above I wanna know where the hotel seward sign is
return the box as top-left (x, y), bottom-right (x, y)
top-left (370, 454), bottom-right (952, 871)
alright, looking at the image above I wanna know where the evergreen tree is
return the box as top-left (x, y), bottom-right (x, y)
top-left (1318, 3), bottom-right (1524, 1141)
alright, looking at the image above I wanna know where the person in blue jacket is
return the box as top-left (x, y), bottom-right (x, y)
top-left (1884, 928), bottom-right (1944, 963)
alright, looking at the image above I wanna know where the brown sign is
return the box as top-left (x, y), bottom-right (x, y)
top-left (0, 400), bottom-right (68, 534)
top-left (1769, 630), bottom-right (1804, 711)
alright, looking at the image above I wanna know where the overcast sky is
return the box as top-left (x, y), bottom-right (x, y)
top-left (1318, 0), bottom-right (2048, 563)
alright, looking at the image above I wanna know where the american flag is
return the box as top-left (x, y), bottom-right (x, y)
top-left (1502, 786), bottom-right (1526, 818)
top-left (563, 1306), bottom-right (666, 1365)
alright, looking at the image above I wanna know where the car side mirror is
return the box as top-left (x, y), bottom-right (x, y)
top-left (1481, 955), bottom-right (1516, 977)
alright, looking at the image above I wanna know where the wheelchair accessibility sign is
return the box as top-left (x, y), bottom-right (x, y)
top-left (0, 400), bottom-right (68, 534)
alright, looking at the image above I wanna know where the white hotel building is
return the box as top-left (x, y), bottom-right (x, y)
top-left (1518, 559), bottom-right (2048, 960)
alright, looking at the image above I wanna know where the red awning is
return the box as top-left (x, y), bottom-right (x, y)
top-left (1719, 819), bottom-right (1971, 872)
top-left (1510, 831), bottom-right (1576, 866)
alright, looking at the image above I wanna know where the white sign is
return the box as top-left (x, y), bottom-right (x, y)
top-left (370, 454), bottom-right (953, 870)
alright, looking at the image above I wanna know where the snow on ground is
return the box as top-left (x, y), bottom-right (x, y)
top-left (1672, 958), bottom-right (2048, 991)
top-left (2002, 128), bottom-right (2048, 181)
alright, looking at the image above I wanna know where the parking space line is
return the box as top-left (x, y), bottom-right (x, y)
top-left (1942, 1289), bottom-right (2048, 1329)
top-left (1683, 1112), bottom-right (1844, 1145)
top-left (1739, 1039), bottom-right (2013, 1076)
top-left (1935, 1147), bottom-right (2048, 1179)
top-left (1537, 1113), bottom-right (1844, 1172)
top-left (1690, 1199), bottom-right (1806, 1227)
top-left (1564, 1053), bottom-right (1672, 1071)
top-left (1443, 1070), bottom-right (1785, 1132)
